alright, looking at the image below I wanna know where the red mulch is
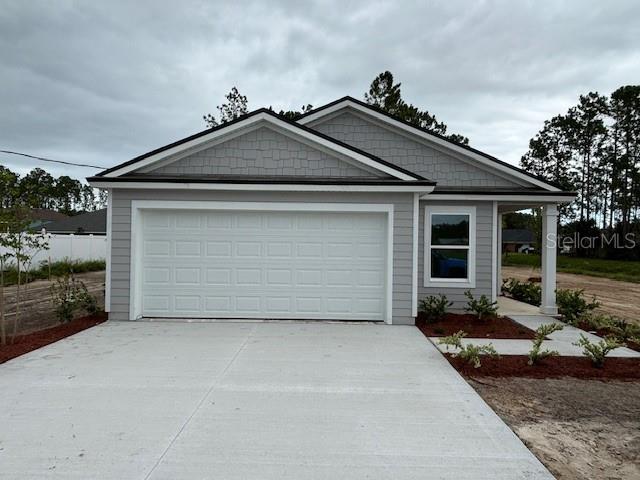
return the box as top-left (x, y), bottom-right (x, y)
top-left (575, 321), bottom-right (640, 352)
top-left (0, 313), bottom-right (107, 364)
top-left (446, 354), bottom-right (640, 380)
top-left (416, 313), bottom-right (536, 339)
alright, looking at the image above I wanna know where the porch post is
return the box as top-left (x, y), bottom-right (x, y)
top-left (496, 212), bottom-right (502, 296)
top-left (540, 204), bottom-right (558, 315)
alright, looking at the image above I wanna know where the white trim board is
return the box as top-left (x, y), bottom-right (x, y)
top-left (89, 181), bottom-right (435, 193)
top-left (423, 205), bottom-right (476, 289)
top-left (421, 193), bottom-right (575, 203)
top-left (299, 99), bottom-right (560, 191)
top-left (101, 112), bottom-right (419, 181)
top-left (128, 200), bottom-right (396, 324)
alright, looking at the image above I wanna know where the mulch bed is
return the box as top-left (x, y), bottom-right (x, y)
top-left (575, 321), bottom-right (640, 352)
top-left (416, 313), bottom-right (537, 339)
top-left (0, 313), bottom-right (107, 364)
top-left (446, 354), bottom-right (640, 380)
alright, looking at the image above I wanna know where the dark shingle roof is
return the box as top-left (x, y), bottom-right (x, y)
top-left (43, 209), bottom-right (106, 234)
top-left (502, 229), bottom-right (536, 243)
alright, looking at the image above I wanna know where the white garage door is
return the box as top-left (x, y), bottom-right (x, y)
top-left (137, 209), bottom-right (388, 321)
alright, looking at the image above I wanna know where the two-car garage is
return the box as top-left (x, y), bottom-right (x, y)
top-left (131, 202), bottom-right (392, 322)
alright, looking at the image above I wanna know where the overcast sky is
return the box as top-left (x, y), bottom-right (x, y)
top-left (1, 0), bottom-right (638, 181)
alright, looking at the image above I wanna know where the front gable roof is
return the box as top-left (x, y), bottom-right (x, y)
top-left (298, 96), bottom-right (562, 192)
top-left (94, 108), bottom-right (428, 182)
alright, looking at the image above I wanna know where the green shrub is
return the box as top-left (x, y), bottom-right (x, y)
top-left (418, 294), bottom-right (452, 324)
top-left (573, 334), bottom-right (625, 368)
top-left (501, 278), bottom-right (541, 306)
top-left (50, 273), bottom-right (100, 322)
top-left (556, 288), bottom-right (600, 325)
top-left (528, 323), bottom-right (564, 365)
top-left (438, 330), bottom-right (499, 368)
top-left (464, 290), bottom-right (498, 321)
top-left (602, 317), bottom-right (640, 344)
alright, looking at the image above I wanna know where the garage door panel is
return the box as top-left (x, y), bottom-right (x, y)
top-left (139, 209), bottom-right (387, 320)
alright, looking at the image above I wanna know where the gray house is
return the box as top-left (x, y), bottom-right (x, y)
top-left (89, 97), bottom-right (574, 325)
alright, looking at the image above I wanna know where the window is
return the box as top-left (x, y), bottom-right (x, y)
top-left (424, 206), bottom-right (476, 288)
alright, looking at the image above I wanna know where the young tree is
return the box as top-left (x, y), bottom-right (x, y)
top-left (0, 207), bottom-right (49, 344)
top-left (203, 87), bottom-right (249, 127)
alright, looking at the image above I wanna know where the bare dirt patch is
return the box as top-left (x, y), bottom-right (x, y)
top-left (470, 377), bottom-right (640, 480)
top-left (503, 265), bottom-right (640, 325)
top-left (0, 313), bottom-right (107, 364)
top-left (416, 313), bottom-right (536, 339)
top-left (1, 270), bottom-right (105, 335)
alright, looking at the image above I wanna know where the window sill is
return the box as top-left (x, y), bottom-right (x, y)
top-left (423, 278), bottom-right (476, 289)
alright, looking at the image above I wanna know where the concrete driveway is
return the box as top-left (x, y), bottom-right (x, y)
top-left (0, 321), bottom-right (552, 479)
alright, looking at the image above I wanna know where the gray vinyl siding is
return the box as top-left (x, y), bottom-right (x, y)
top-left (418, 200), bottom-right (494, 310)
top-left (109, 189), bottom-right (415, 325)
top-left (310, 111), bottom-right (523, 188)
top-left (140, 126), bottom-right (383, 178)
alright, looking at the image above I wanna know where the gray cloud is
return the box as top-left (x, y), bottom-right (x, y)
top-left (1, 0), bottom-right (638, 180)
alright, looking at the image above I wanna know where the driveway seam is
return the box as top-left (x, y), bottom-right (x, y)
top-left (142, 324), bottom-right (256, 480)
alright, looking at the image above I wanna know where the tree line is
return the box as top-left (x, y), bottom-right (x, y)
top-left (0, 166), bottom-right (106, 215)
top-left (521, 86), bottom-right (640, 232)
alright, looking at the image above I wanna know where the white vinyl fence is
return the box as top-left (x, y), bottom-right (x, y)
top-left (0, 233), bottom-right (107, 267)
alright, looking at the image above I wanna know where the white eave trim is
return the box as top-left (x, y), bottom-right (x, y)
top-left (420, 193), bottom-right (575, 203)
top-left (101, 112), bottom-right (419, 181)
top-left (88, 181), bottom-right (435, 193)
top-left (299, 100), bottom-right (561, 192)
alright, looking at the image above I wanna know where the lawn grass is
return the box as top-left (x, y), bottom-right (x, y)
top-left (502, 253), bottom-right (640, 283)
top-left (1, 259), bottom-right (106, 286)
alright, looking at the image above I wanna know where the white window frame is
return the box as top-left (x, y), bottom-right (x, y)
top-left (424, 205), bottom-right (476, 288)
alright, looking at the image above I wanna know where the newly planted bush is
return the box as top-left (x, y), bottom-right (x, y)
top-left (438, 330), bottom-right (499, 368)
top-left (527, 323), bottom-right (563, 365)
top-left (50, 274), bottom-right (100, 322)
top-left (501, 278), bottom-right (541, 306)
top-left (603, 317), bottom-right (640, 344)
top-left (573, 334), bottom-right (625, 368)
top-left (556, 288), bottom-right (599, 325)
top-left (418, 294), bottom-right (452, 324)
top-left (464, 290), bottom-right (498, 321)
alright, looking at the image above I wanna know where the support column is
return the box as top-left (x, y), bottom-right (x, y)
top-left (496, 212), bottom-right (502, 296)
top-left (540, 204), bottom-right (558, 315)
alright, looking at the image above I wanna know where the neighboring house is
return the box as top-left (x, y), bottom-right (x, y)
top-left (43, 209), bottom-right (107, 235)
top-left (89, 96), bottom-right (575, 324)
top-left (502, 228), bottom-right (536, 253)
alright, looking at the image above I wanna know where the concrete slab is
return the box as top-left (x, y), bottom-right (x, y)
top-left (0, 321), bottom-right (553, 479)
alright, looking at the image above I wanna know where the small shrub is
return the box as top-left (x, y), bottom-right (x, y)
top-left (418, 294), bottom-right (452, 324)
top-left (50, 274), bottom-right (100, 322)
top-left (573, 334), bottom-right (625, 368)
top-left (464, 290), bottom-right (498, 321)
top-left (602, 317), bottom-right (640, 344)
top-left (501, 278), bottom-right (541, 306)
top-left (527, 323), bottom-right (564, 365)
top-left (556, 288), bottom-right (600, 325)
top-left (438, 330), bottom-right (499, 368)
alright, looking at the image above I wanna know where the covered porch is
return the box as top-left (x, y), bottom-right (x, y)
top-left (496, 202), bottom-right (560, 315)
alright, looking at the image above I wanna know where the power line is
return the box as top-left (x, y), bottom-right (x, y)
top-left (0, 150), bottom-right (105, 169)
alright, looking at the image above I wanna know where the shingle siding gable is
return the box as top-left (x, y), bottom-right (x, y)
top-left (310, 111), bottom-right (522, 188)
top-left (139, 126), bottom-right (383, 178)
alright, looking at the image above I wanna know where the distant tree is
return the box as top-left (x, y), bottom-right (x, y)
top-left (0, 166), bottom-right (19, 209)
top-left (53, 176), bottom-right (82, 214)
top-left (364, 71), bottom-right (469, 145)
top-left (277, 104), bottom-right (313, 121)
top-left (17, 168), bottom-right (55, 210)
top-left (203, 87), bottom-right (249, 128)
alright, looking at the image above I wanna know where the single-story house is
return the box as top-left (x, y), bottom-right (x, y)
top-left (89, 96), bottom-right (575, 324)
top-left (43, 209), bottom-right (107, 235)
top-left (502, 228), bottom-right (536, 253)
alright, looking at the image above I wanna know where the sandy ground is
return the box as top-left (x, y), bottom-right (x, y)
top-left (1, 270), bottom-right (105, 335)
top-left (503, 266), bottom-right (640, 324)
top-left (470, 377), bottom-right (640, 480)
